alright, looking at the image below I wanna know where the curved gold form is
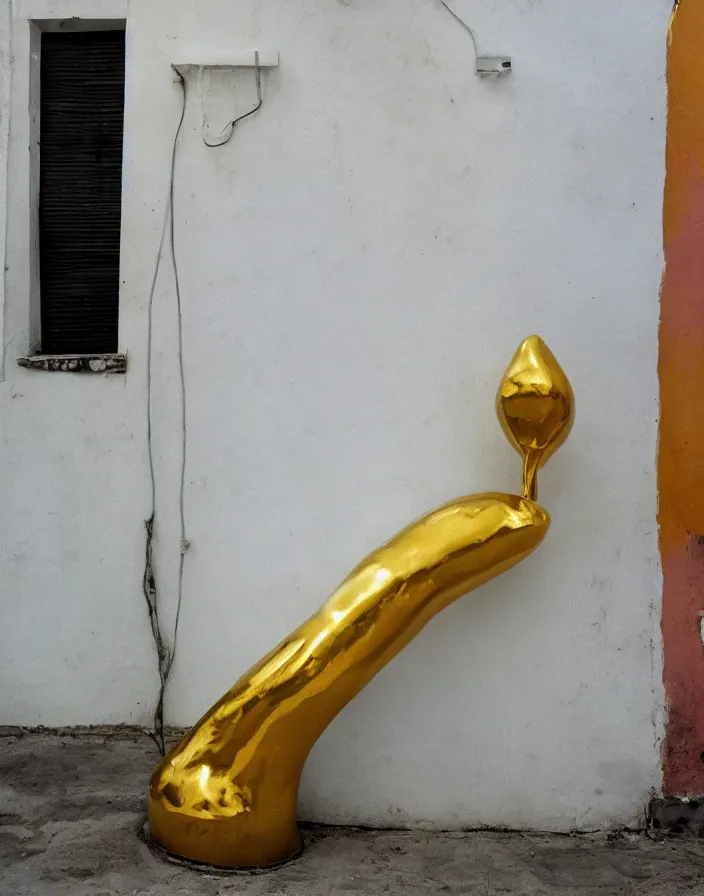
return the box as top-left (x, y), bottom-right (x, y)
top-left (148, 335), bottom-right (574, 869)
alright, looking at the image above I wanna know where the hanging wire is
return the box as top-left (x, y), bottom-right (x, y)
top-left (204, 51), bottom-right (263, 147)
top-left (438, 0), bottom-right (479, 61)
top-left (143, 52), bottom-right (266, 750)
top-left (143, 67), bottom-right (189, 755)
top-left (166, 66), bottom-right (190, 689)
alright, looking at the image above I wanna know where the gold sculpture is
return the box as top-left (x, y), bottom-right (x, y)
top-left (148, 335), bottom-right (574, 869)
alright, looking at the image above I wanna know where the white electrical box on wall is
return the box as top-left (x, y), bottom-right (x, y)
top-left (475, 56), bottom-right (512, 77)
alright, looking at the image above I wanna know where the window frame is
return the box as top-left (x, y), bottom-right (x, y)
top-left (26, 17), bottom-right (127, 366)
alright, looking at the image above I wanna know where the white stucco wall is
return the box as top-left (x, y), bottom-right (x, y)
top-left (0, 0), bottom-right (668, 830)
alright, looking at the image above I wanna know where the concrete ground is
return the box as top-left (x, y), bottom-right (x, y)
top-left (1, 732), bottom-right (703, 895)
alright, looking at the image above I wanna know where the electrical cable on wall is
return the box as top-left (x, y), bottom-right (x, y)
top-left (438, 0), bottom-right (479, 60)
top-left (143, 52), bottom-right (272, 752)
top-left (143, 66), bottom-right (189, 755)
top-left (203, 50), bottom-right (263, 147)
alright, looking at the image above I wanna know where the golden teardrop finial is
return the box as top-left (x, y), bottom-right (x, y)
top-left (496, 335), bottom-right (574, 501)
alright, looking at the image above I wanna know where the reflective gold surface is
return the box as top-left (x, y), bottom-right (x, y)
top-left (496, 335), bottom-right (574, 500)
top-left (148, 336), bottom-right (574, 869)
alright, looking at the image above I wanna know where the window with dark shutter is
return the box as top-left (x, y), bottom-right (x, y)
top-left (39, 30), bottom-right (125, 354)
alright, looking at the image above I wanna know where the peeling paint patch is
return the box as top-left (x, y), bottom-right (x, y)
top-left (17, 354), bottom-right (126, 373)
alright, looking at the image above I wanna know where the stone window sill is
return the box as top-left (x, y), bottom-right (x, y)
top-left (17, 354), bottom-right (127, 374)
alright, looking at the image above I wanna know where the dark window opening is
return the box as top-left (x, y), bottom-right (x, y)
top-left (39, 30), bottom-right (125, 354)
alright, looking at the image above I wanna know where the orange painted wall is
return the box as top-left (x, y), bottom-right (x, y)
top-left (660, 0), bottom-right (704, 794)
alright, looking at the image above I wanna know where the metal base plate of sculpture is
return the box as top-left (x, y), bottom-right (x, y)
top-left (147, 335), bottom-right (574, 869)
